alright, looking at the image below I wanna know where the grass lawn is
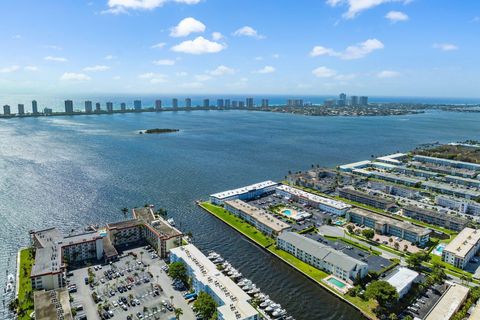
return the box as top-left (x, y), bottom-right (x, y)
top-left (428, 254), bottom-right (475, 279)
top-left (199, 202), bottom-right (275, 247)
top-left (17, 248), bottom-right (35, 320)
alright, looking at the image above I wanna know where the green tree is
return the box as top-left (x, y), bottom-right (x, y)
top-left (168, 262), bottom-right (188, 284)
top-left (361, 228), bottom-right (375, 240)
top-left (365, 280), bottom-right (399, 310)
top-left (346, 224), bottom-right (354, 234)
top-left (174, 308), bottom-right (183, 320)
top-left (193, 292), bottom-right (217, 320)
top-left (431, 262), bottom-right (446, 284)
top-left (406, 251), bottom-right (430, 270)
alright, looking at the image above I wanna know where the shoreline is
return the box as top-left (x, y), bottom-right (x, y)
top-left (197, 200), bottom-right (376, 320)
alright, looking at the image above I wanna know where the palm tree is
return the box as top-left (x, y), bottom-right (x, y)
top-left (174, 308), bottom-right (183, 320)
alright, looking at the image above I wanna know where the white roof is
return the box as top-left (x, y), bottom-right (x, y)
top-left (425, 283), bottom-right (470, 320)
top-left (210, 180), bottom-right (278, 200)
top-left (371, 162), bottom-right (398, 170)
top-left (276, 184), bottom-right (351, 210)
top-left (386, 267), bottom-right (419, 295)
top-left (376, 153), bottom-right (407, 164)
top-left (444, 227), bottom-right (480, 258)
top-left (339, 160), bottom-right (372, 170)
top-left (170, 244), bottom-right (257, 319)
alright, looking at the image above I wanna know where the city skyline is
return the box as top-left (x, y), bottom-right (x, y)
top-left (1, 0), bottom-right (479, 97)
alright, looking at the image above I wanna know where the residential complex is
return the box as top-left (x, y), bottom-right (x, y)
top-left (442, 227), bottom-right (480, 269)
top-left (338, 187), bottom-right (396, 210)
top-left (277, 232), bottom-right (368, 283)
top-left (403, 205), bottom-right (469, 231)
top-left (209, 180), bottom-right (278, 205)
top-left (413, 155), bottom-right (480, 172)
top-left (436, 195), bottom-right (480, 216)
top-left (275, 184), bottom-right (351, 215)
top-left (170, 244), bottom-right (259, 320)
top-left (224, 199), bottom-right (290, 237)
top-left (34, 288), bottom-right (73, 320)
top-left (346, 208), bottom-right (431, 246)
top-left (424, 283), bottom-right (470, 320)
top-left (29, 206), bottom-right (182, 291)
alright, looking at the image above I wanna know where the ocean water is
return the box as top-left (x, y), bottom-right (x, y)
top-left (1, 109), bottom-right (479, 319)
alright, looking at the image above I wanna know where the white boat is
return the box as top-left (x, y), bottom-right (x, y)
top-left (213, 257), bottom-right (224, 264)
top-left (266, 303), bottom-right (280, 313)
top-left (5, 283), bottom-right (13, 292)
top-left (167, 218), bottom-right (175, 226)
top-left (259, 299), bottom-right (272, 309)
top-left (7, 274), bottom-right (14, 283)
top-left (272, 309), bottom-right (287, 318)
top-left (207, 252), bottom-right (220, 260)
top-left (247, 287), bottom-right (260, 295)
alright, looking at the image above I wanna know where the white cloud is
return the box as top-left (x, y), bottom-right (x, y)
top-left (104, 0), bottom-right (200, 14)
top-left (272, 53), bottom-right (280, 59)
top-left (212, 32), bottom-right (223, 41)
top-left (312, 66), bottom-right (337, 78)
top-left (12, 34), bottom-right (21, 39)
top-left (473, 16), bottom-right (480, 22)
top-left (176, 71), bottom-right (188, 77)
top-left (138, 72), bottom-right (156, 79)
top-left (24, 66), bottom-right (39, 71)
top-left (83, 65), bottom-right (110, 72)
top-left (209, 65), bottom-right (235, 76)
top-left (153, 59), bottom-right (176, 66)
top-left (44, 45), bottom-right (63, 50)
top-left (0, 65), bottom-right (20, 73)
top-left (254, 56), bottom-right (263, 61)
top-left (151, 42), bottom-right (166, 49)
top-left (255, 66), bottom-right (275, 74)
top-left (326, 0), bottom-right (408, 19)
top-left (60, 72), bottom-right (91, 81)
top-left (170, 17), bottom-right (206, 37)
top-left (385, 11), bottom-right (408, 22)
top-left (171, 36), bottom-right (225, 54)
top-left (44, 56), bottom-right (68, 62)
top-left (113, 76), bottom-right (121, 80)
top-left (233, 26), bottom-right (265, 39)
top-left (310, 38), bottom-right (384, 60)
top-left (334, 73), bottom-right (356, 80)
top-left (174, 0), bottom-right (201, 4)
top-left (181, 81), bottom-right (204, 88)
top-left (433, 43), bottom-right (459, 51)
top-left (104, 55), bottom-right (116, 60)
top-left (377, 70), bottom-right (400, 78)
top-left (138, 72), bottom-right (167, 83)
top-left (195, 74), bottom-right (211, 81)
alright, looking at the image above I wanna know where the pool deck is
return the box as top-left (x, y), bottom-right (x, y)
top-left (323, 275), bottom-right (352, 294)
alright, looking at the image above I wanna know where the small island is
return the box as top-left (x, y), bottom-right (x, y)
top-left (139, 128), bottom-right (180, 134)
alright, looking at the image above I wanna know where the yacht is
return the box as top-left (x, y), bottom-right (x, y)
top-left (260, 299), bottom-right (272, 309)
top-left (266, 303), bottom-right (281, 313)
top-left (272, 309), bottom-right (287, 318)
top-left (7, 274), bottom-right (14, 283)
top-left (167, 218), bottom-right (176, 226)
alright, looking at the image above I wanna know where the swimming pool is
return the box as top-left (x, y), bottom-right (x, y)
top-left (283, 209), bottom-right (292, 216)
top-left (327, 277), bottom-right (346, 289)
top-left (433, 243), bottom-right (446, 256)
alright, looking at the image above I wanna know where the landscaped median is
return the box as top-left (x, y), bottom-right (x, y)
top-left (14, 248), bottom-right (35, 320)
top-left (198, 201), bottom-right (379, 320)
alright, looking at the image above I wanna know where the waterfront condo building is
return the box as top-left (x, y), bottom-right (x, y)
top-left (155, 99), bottom-right (162, 111)
top-left (225, 99), bottom-right (231, 108)
top-left (217, 99), bottom-right (224, 108)
top-left (120, 102), bottom-right (126, 111)
top-left (106, 102), bottom-right (113, 113)
top-left (413, 155), bottom-right (480, 172)
top-left (436, 195), bottom-right (480, 216)
top-left (32, 100), bottom-right (38, 114)
top-left (246, 97), bottom-right (254, 108)
top-left (338, 187), bottom-right (396, 210)
top-left (64, 100), bottom-right (73, 113)
top-left (170, 244), bottom-right (259, 320)
top-left (95, 102), bottom-right (101, 112)
top-left (385, 267), bottom-right (419, 298)
top-left (442, 227), bottom-right (480, 269)
top-left (359, 96), bottom-right (368, 106)
top-left (261, 99), bottom-right (269, 108)
top-left (224, 199), bottom-right (291, 237)
top-left (134, 100), bottom-right (142, 110)
top-left (185, 98), bottom-right (192, 108)
top-left (84, 101), bottom-right (93, 113)
top-left (210, 180), bottom-right (279, 205)
top-left (203, 99), bottom-right (209, 108)
top-left (17, 104), bottom-right (25, 115)
top-left (277, 232), bottom-right (368, 283)
top-left (172, 98), bottom-right (178, 109)
top-left (346, 208), bottom-right (431, 246)
top-left (275, 184), bottom-right (351, 215)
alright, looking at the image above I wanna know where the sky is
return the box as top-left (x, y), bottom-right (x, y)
top-left (0, 0), bottom-right (479, 97)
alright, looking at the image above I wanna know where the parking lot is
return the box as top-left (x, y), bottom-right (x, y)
top-left (400, 282), bottom-right (448, 319)
top-left (68, 246), bottom-right (196, 320)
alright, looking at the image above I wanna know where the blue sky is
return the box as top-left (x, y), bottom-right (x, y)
top-left (0, 0), bottom-right (479, 97)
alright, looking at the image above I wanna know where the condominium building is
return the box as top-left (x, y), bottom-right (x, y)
top-left (106, 102), bottom-right (113, 113)
top-left (185, 98), bottom-right (192, 108)
top-left (346, 208), bottom-right (431, 246)
top-left (85, 101), bottom-right (93, 113)
top-left (444, 175), bottom-right (480, 188)
top-left (132, 206), bottom-right (183, 258)
top-left (32, 100), bottom-right (38, 114)
top-left (216, 99), bottom-right (224, 108)
top-left (172, 98), bottom-right (178, 109)
top-left (422, 180), bottom-right (480, 200)
top-left (95, 102), bottom-right (101, 112)
top-left (261, 99), bottom-right (269, 108)
top-left (338, 187), bottom-right (396, 210)
top-left (276, 184), bottom-right (351, 215)
top-left (203, 99), bottom-right (209, 108)
top-left (120, 102), bottom-right (126, 111)
top-left (225, 99), bottom-right (231, 108)
top-left (413, 155), bottom-right (480, 172)
top-left (34, 288), bottom-right (73, 320)
top-left (339, 160), bottom-right (372, 172)
top-left (170, 244), bottom-right (259, 320)
top-left (64, 100), bottom-right (73, 113)
top-left (403, 205), bottom-right (468, 231)
top-left (246, 97), bottom-right (254, 108)
top-left (442, 228), bottom-right (480, 269)
top-left (425, 283), bottom-right (470, 320)
top-left (375, 153), bottom-right (407, 166)
top-left (134, 100), bottom-right (142, 110)
top-left (367, 181), bottom-right (420, 199)
top-left (106, 219), bottom-right (144, 246)
top-left (224, 199), bottom-right (290, 237)
top-left (436, 195), bottom-right (480, 216)
top-left (277, 232), bottom-right (368, 283)
top-left (3, 105), bottom-right (11, 115)
top-left (18, 104), bottom-right (25, 115)
top-left (210, 181), bottom-right (279, 205)
top-left (155, 99), bottom-right (162, 111)
top-left (359, 96), bottom-right (368, 106)
top-left (350, 95), bottom-right (358, 106)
